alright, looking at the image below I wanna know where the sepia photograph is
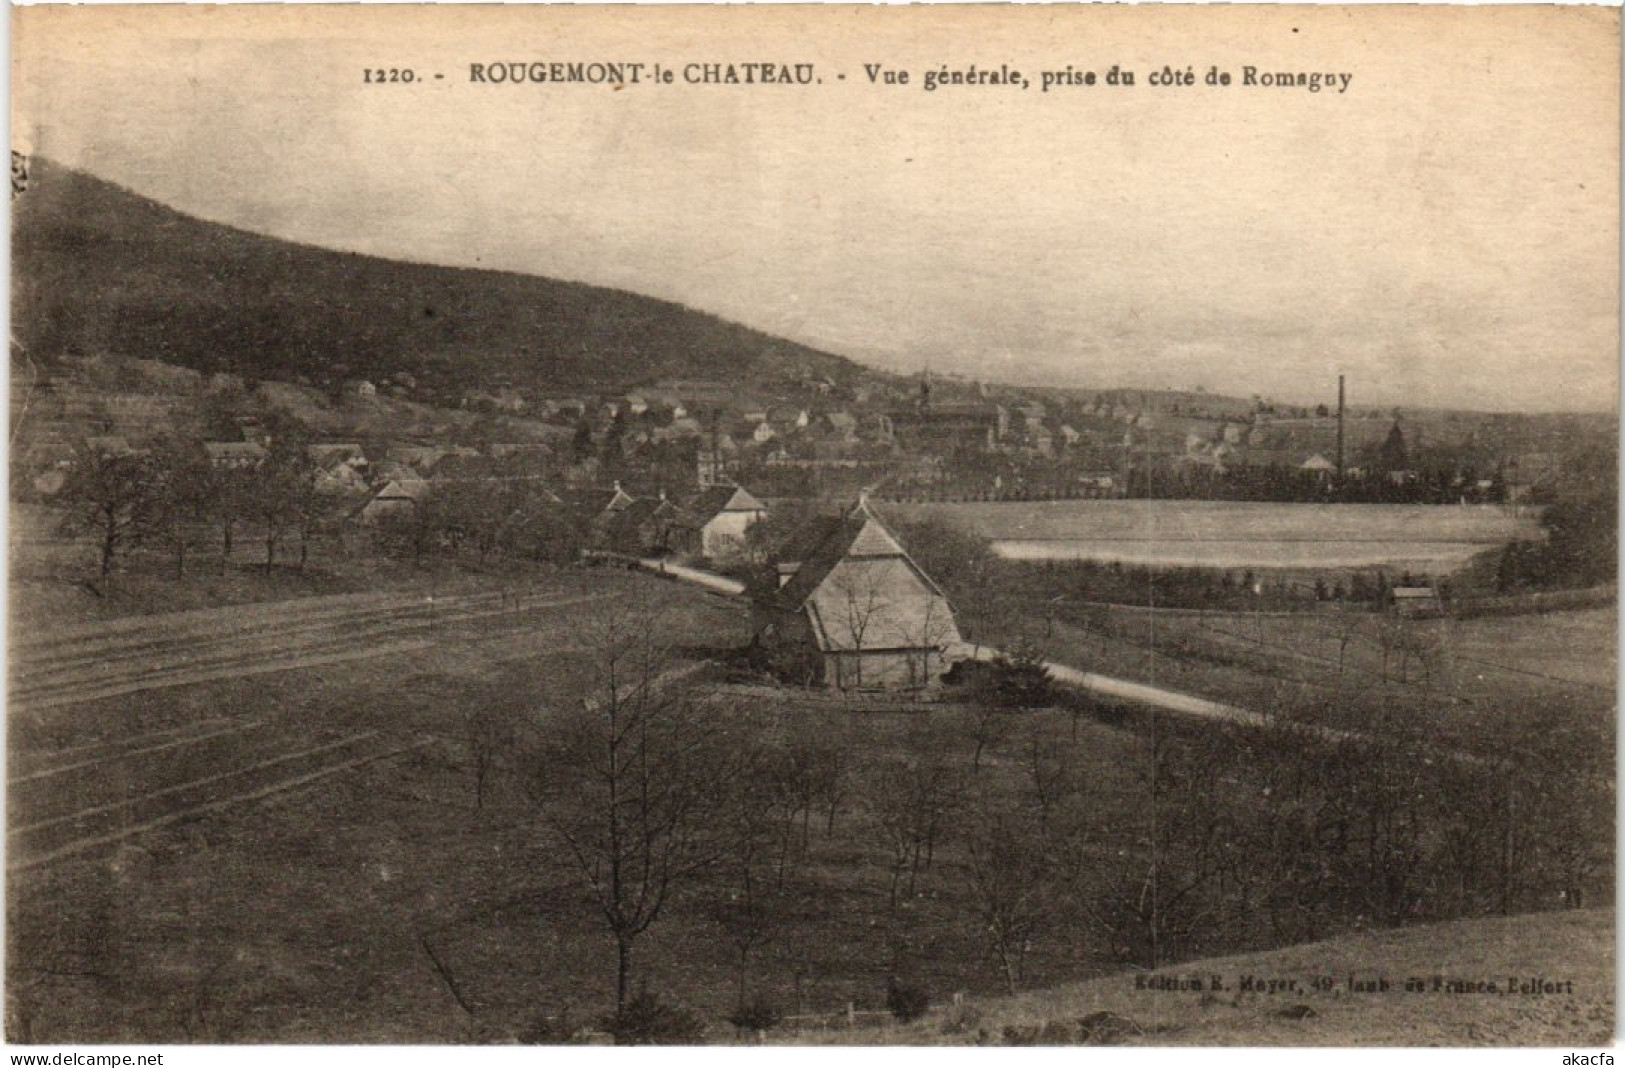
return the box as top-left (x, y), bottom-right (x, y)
top-left (5, 3), bottom-right (1619, 1049)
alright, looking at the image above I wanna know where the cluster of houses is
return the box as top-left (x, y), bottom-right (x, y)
top-left (582, 481), bottom-right (769, 565)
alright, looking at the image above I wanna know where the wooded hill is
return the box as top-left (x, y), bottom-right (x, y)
top-left (12, 159), bottom-right (859, 402)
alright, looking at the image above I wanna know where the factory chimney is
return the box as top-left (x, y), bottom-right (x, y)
top-left (1336, 374), bottom-right (1346, 484)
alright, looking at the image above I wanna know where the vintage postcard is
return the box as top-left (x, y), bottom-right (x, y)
top-left (7, 4), bottom-right (1617, 1050)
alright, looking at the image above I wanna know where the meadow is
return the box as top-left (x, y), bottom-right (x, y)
top-left (7, 569), bottom-right (1163, 1042)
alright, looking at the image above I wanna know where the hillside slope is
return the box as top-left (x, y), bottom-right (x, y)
top-left (788, 908), bottom-right (1614, 1046)
top-left (11, 159), bottom-right (858, 400)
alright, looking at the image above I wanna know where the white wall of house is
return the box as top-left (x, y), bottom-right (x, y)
top-left (701, 509), bottom-right (762, 560)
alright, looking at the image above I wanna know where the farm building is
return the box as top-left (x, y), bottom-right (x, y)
top-left (85, 435), bottom-right (140, 457)
top-left (568, 481), bottom-right (641, 548)
top-left (202, 441), bottom-right (267, 467)
top-left (574, 481), bottom-right (637, 520)
top-left (308, 443), bottom-right (367, 467)
top-left (1390, 585), bottom-right (1443, 618)
top-left (754, 499), bottom-right (963, 690)
top-left (602, 493), bottom-right (687, 557)
top-left (820, 411), bottom-right (858, 440)
top-left (682, 484), bottom-right (767, 563)
top-left (313, 459), bottom-right (370, 496)
top-left (358, 478), bottom-right (430, 525)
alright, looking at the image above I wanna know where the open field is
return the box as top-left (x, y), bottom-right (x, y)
top-left (792, 907), bottom-right (1614, 1046)
top-left (8, 565), bottom-right (1171, 1043)
top-left (7, 570), bottom-right (753, 1040)
top-left (1439, 609), bottom-right (1618, 691)
top-left (890, 500), bottom-right (1544, 573)
top-left (1008, 598), bottom-right (1615, 742)
top-left (9, 583), bottom-right (611, 714)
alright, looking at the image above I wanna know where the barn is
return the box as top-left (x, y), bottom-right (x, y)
top-left (754, 499), bottom-right (963, 690)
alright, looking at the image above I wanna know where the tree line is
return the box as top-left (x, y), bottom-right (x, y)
top-left (52, 423), bottom-right (586, 584)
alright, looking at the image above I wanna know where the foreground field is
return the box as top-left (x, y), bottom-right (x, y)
top-left (7, 566), bottom-right (1165, 1042)
top-left (797, 907), bottom-right (1613, 1046)
top-left (5, 569), bottom-right (746, 1039)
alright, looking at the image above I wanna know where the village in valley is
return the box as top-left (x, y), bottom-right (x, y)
top-left (7, 135), bottom-right (1617, 1045)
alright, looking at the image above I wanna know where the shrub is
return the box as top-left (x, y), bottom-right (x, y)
top-left (1002, 1024), bottom-right (1041, 1046)
top-left (600, 986), bottom-right (705, 1046)
top-left (1076, 1010), bottom-right (1143, 1045)
top-left (1037, 1020), bottom-right (1078, 1044)
top-left (989, 647), bottom-right (1054, 708)
top-left (946, 650), bottom-right (1054, 710)
top-left (885, 977), bottom-right (931, 1022)
top-left (938, 1001), bottom-right (983, 1036)
top-left (519, 1009), bottom-right (581, 1045)
top-left (727, 994), bottom-right (782, 1033)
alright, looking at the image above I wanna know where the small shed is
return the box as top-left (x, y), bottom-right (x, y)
top-left (1390, 586), bottom-right (1442, 618)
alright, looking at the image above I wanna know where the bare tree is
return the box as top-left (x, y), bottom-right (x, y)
top-left (869, 755), bottom-right (963, 907)
top-left (1080, 721), bottom-right (1250, 968)
top-left (1021, 725), bottom-right (1080, 838)
top-left (826, 564), bottom-right (890, 689)
top-left (905, 593), bottom-right (957, 689)
top-left (57, 444), bottom-right (158, 579)
top-left (436, 475), bottom-right (521, 565)
top-left (461, 705), bottom-right (510, 814)
top-left (1371, 617), bottom-right (1445, 692)
top-left (711, 738), bottom-right (791, 1009)
top-left (247, 456), bottom-right (301, 572)
top-left (802, 730), bottom-right (851, 836)
top-left (376, 493), bottom-right (444, 567)
top-left (525, 599), bottom-right (736, 1010)
top-left (960, 646), bottom-right (1052, 771)
top-left (148, 436), bottom-right (218, 580)
top-left (212, 464), bottom-right (251, 569)
top-left (247, 410), bottom-right (316, 571)
top-left (961, 805), bottom-right (1056, 994)
top-left (287, 457), bottom-right (329, 572)
top-left (964, 700), bottom-right (1014, 773)
top-left (1326, 609), bottom-right (1367, 682)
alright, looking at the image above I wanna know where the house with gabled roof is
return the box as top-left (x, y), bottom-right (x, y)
top-left (314, 461), bottom-right (370, 497)
top-left (681, 484), bottom-right (767, 563)
top-left (203, 440), bottom-right (267, 468)
top-left (565, 481), bottom-right (639, 547)
top-left (308, 443), bottom-right (367, 467)
top-left (754, 499), bottom-right (963, 690)
top-left (603, 492), bottom-right (689, 557)
top-left (358, 478), bottom-right (431, 525)
top-left (819, 410), bottom-right (859, 441)
top-left (588, 480), bottom-right (638, 517)
top-left (1299, 452), bottom-right (1337, 480)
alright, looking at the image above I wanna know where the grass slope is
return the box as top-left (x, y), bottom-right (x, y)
top-left (796, 907), bottom-right (1614, 1046)
top-left (12, 159), bottom-right (858, 399)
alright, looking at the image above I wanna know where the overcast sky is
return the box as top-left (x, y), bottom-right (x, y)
top-left (13, 6), bottom-right (1619, 412)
